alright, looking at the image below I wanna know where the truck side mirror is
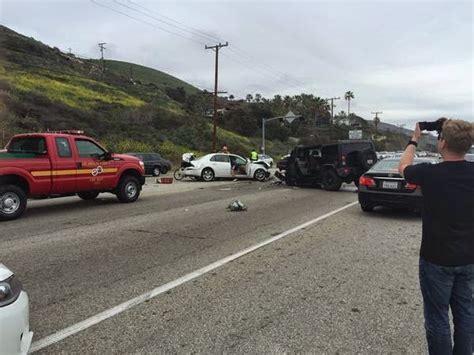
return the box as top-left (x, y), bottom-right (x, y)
top-left (101, 152), bottom-right (113, 161)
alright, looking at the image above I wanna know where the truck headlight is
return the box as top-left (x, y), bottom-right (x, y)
top-left (139, 161), bottom-right (145, 168)
top-left (0, 275), bottom-right (22, 307)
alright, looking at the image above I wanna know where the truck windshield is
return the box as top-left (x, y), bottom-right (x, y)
top-left (8, 137), bottom-right (47, 155)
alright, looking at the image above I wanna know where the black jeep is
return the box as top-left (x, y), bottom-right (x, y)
top-left (285, 140), bottom-right (378, 190)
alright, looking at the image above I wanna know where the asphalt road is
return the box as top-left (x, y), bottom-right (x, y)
top-left (0, 177), bottom-right (427, 353)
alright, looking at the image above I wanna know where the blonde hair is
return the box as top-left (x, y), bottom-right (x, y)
top-left (441, 119), bottom-right (474, 155)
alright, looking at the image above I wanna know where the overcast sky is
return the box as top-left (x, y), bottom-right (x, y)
top-left (1, 0), bottom-right (473, 125)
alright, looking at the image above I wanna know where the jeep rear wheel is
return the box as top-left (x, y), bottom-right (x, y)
top-left (116, 176), bottom-right (141, 203)
top-left (322, 170), bottom-right (342, 191)
top-left (0, 185), bottom-right (27, 221)
top-left (78, 191), bottom-right (100, 200)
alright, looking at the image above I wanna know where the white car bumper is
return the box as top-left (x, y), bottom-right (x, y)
top-left (183, 168), bottom-right (201, 177)
top-left (0, 291), bottom-right (33, 355)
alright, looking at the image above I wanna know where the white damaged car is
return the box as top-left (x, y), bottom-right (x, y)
top-left (0, 264), bottom-right (33, 355)
top-left (183, 153), bottom-right (270, 182)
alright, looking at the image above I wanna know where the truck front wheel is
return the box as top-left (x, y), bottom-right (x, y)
top-left (0, 185), bottom-right (27, 221)
top-left (116, 176), bottom-right (141, 203)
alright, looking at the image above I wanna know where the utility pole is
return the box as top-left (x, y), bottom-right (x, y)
top-left (98, 42), bottom-right (106, 73)
top-left (324, 97), bottom-right (340, 124)
top-left (205, 41), bottom-right (228, 152)
top-left (371, 111), bottom-right (383, 119)
top-left (371, 111), bottom-right (383, 134)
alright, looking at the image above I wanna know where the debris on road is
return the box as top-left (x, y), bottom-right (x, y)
top-left (227, 200), bottom-right (247, 212)
top-left (156, 177), bottom-right (173, 184)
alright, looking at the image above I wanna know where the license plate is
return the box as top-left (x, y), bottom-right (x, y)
top-left (382, 181), bottom-right (399, 189)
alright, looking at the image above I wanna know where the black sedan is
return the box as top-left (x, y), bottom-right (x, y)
top-left (125, 152), bottom-right (172, 176)
top-left (358, 157), bottom-right (439, 212)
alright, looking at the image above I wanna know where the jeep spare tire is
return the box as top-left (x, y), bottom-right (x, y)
top-left (322, 169), bottom-right (342, 191)
top-left (360, 149), bottom-right (377, 170)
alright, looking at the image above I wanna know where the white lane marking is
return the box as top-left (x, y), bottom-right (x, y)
top-left (29, 200), bottom-right (358, 353)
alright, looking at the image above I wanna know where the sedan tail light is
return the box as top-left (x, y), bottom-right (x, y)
top-left (405, 183), bottom-right (418, 190)
top-left (359, 176), bottom-right (376, 187)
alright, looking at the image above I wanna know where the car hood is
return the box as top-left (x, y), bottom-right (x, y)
top-left (250, 161), bottom-right (269, 169)
top-left (0, 264), bottom-right (14, 281)
top-left (113, 153), bottom-right (141, 162)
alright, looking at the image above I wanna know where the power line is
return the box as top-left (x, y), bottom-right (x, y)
top-left (112, 0), bottom-right (208, 45)
top-left (90, 0), bottom-right (205, 45)
top-left (90, 0), bottom-right (308, 94)
top-left (127, 0), bottom-right (223, 44)
top-left (117, 0), bottom-right (305, 88)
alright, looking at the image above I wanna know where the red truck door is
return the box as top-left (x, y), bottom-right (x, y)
top-left (50, 136), bottom-right (77, 194)
top-left (73, 138), bottom-right (117, 192)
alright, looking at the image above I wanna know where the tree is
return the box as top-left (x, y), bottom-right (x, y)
top-left (228, 94), bottom-right (235, 100)
top-left (254, 93), bottom-right (262, 103)
top-left (245, 94), bottom-right (253, 103)
top-left (344, 91), bottom-right (354, 116)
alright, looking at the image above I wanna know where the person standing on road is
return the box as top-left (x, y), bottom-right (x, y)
top-left (250, 149), bottom-right (258, 161)
top-left (399, 119), bottom-right (474, 355)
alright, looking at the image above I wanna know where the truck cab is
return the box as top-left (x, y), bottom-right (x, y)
top-left (0, 131), bottom-right (146, 221)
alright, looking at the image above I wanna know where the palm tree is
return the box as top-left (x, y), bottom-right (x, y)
top-left (344, 91), bottom-right (354, 116)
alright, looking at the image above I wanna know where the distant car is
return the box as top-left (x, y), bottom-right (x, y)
top-left (182, 153), bottom-right (270, 182)
top-left (358, 157), bottom-right (439, 212)
top-left (277, 154), bottom-right (290, 171)
top-left (257, 154), bottom-right (274, 167)
top-left (0, 264), bottom-right (33, 354)
top-left (126, 152), bottom-right (171, 176)
top-left (466, 145), bottom-right (474, 162)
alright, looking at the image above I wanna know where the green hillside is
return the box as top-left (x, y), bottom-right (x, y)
top-left (104, 60), bottom-right (199, 95)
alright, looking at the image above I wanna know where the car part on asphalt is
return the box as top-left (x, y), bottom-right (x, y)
top-left (227, 199), bottom-right (247, 211)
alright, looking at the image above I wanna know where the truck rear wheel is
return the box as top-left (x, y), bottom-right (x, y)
top-left (0, 185), bottom-right (27, 221)
top-left (78, 191), bottom-right (100, 200)
top-left (116, 175), bottom-right (141, 203)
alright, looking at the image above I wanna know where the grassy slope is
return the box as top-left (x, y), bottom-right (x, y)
top-left (104, 60), bottom-right (199, 95)
top-left (0, 62), bottom-right (145, 110)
